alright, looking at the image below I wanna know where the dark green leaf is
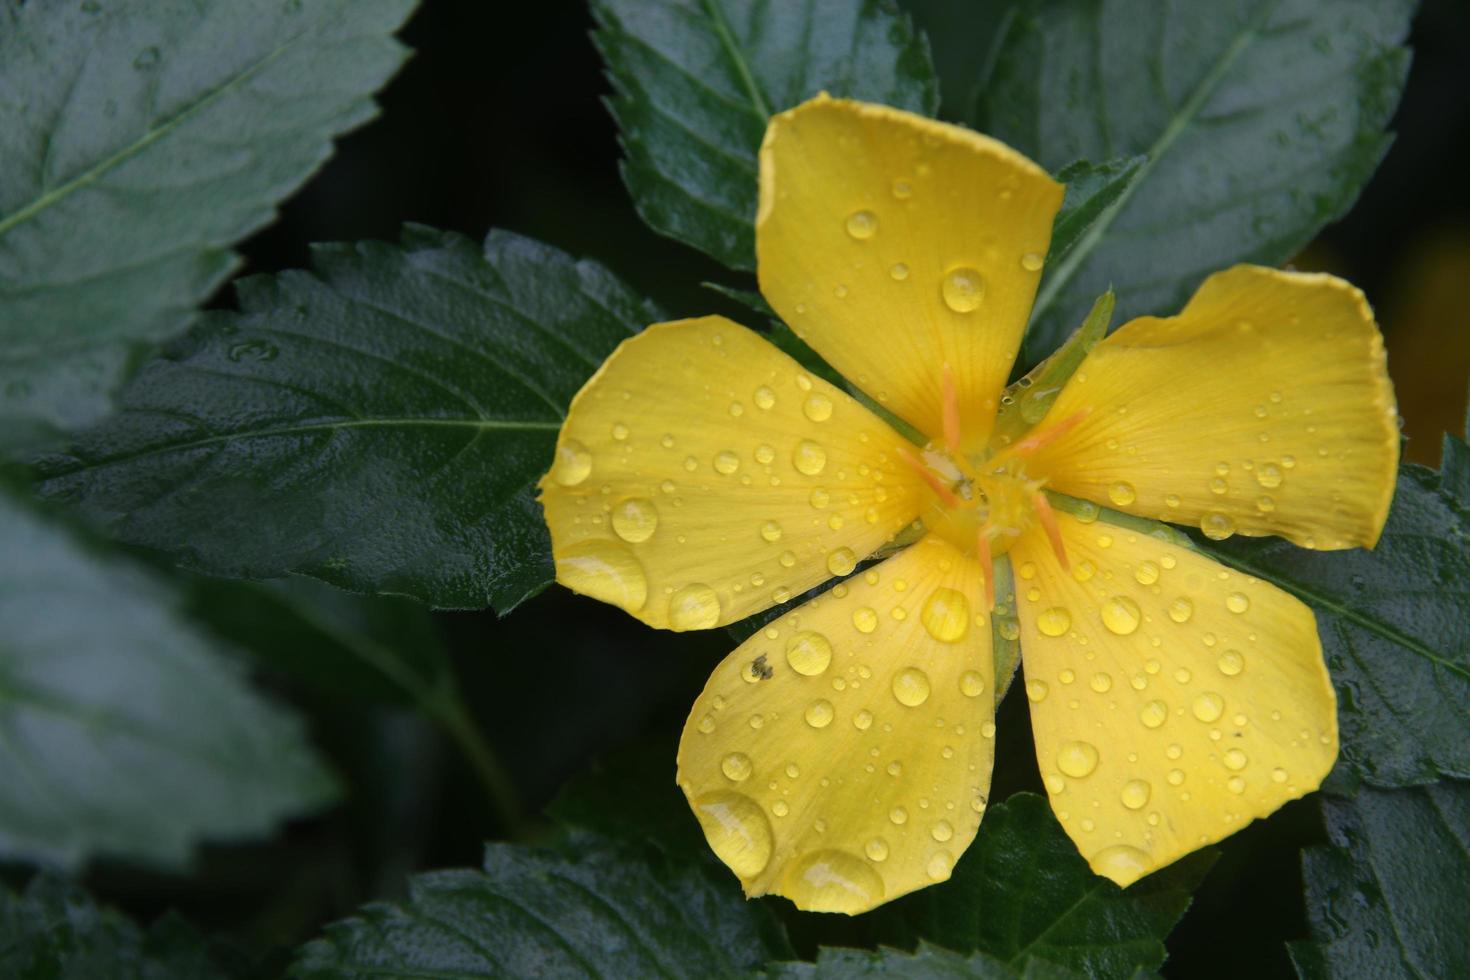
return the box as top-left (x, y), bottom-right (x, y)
top-left (979, 0), bottom-right (1413, 361)
top-left (1047, 158), bottom-right (1146, 270)
top-left (546, 738), bottom-right (708, 858)
top-left (1289, 781), bottom-right (1470, 978)
top-left (594, 0), bottom-right (938, 269)
top-left (36, 227), bottom-right (658, 611)
top-left (0, 0), bottom-right (416, 453)
top-left (0, 483), bottom-right (335, 869)
top-left (897, 794), bottom-right (1213, 979)
top-left (903, 0), bottom-right (1023, 123)
top-left (290, 835), bottom-right (789, 979)
top-left (0, 876), bottom-right (235, 980)
top-left (1206, 459), bottom-right (1470, 786)
top-left (764, 942), bottom-right (1082, 979)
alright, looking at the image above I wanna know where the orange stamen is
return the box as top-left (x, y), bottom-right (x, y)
top-left (1032, 492), bottom-right (1070, 571)
top-left (940, 362), bottom-right (961, 453)
top-left (976, 529), bottom-right (995, 611)
top-left (1007, 407), bottom-right (1092, 458)
top-left (897, 445), bottom-right (961, 508)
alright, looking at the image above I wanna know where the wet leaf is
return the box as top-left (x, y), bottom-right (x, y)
top-left (594, 0), bottom-right (937, 269)
top-left (36, 227), bottom-right (657, 612)
top-left (978, 0), bottom-right (1413, 361)
top-left (0, 0), bottom-right (416, 453)
top-left (0, 483), bottom-right (336, 869)
top-left (764, 942), bottom-right (1082, 979)
top-left (1290, 780), bottom-right (1470, 978)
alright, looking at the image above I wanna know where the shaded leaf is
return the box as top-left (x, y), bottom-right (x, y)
top-left (290, 835), bottom-right (789, 979)
top-left (1047, 158), bottom-right (1146, 271)
top-left (1290, 781), bottom-right (1470, 978)
top-left (37, 226), bottom-right (657, 611)
top-left (0, 876), bottom-right (236, 980)
top-left (0, 0), bottom-right (416, 452)
top-left (764, 942), bottom-right (1082, 979)
top-left (980, 0), bottom-right (1413, 361)
top-left (897, 794), bottom-right (1213, 979)
top-left (594, 0), bottom-right (938, 269)
top-left (0, 483), bottom-right (335, 869)
top-left (1206, 454), bottom-right (1470, 786)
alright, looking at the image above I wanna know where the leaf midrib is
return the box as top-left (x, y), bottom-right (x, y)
top-left (44, 416), bottom-right (560, 478)
top-left (0, 30), bottom-right (303, 239)
top-left (1030, 0), bottom-right (1279, 328)
top-left (698, 0), bottom-right (770, 120)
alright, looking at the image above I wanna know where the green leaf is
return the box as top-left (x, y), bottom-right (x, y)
top-left (0, 876), bottom-right (236, 980)
top-left (903, 0), bottom-right (1023, 123)
top-left (896, 794), bottom-right (1213, 979)
top-left (1205, 457), bottom-right (1470, 786)
top-left (0, 0), bottom-right (416, 454)
top-left (594, 0), bottom-right (939, 269)
top-left (1046, 159), bottom-right (1146, 270)
top-left (979, 0), bottom-right (1413, 361)
top-left (764, 942), bottom-right (1082, 979)
top-left (0, 483), bottom-right (336, 869)
top-left (290, 835), bottom-right (789, 979)
top-left (36, 227), bottom-right (658, 612)
top-left (1289, 781), bottom-right (1470, 978)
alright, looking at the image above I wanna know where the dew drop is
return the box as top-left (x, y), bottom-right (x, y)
top-left (753, 385), bottom-right (776, 410)
top-left (854, 709), bottom-right (874, 731)
top-left (804, 393), bottom-right (834, 422)
top-left (669, 583), bottom-right (721, 630)
top-left (793, 439), bottom-right (828, 475)
top-left (1201, 511), bottom-right (1237, 541)
top-left (889, 262), bottom-right (910, 281)
top-left (1109, 481), bottom-right (1137, 506)
top-left (921, 587), bottom-right (971, 642)
top-left (827, 547), bottom-right (857, 577)
top-left (1132, 561), bottom-right (1160, 586)
top-left (1226, 592), bottom-right (1250, 614)
top-left (721, 752), bottom-right (753, 781)
top-left (1121, 779), bottom-right (1152, 810)
top-left (1217, 650), bottom-right (1245, 676)
top-left (931, 820), bottom-right (954, 842)
top-left (865, 837), bottom-right (890, 861)
top-left (692, 791), bottom-right (772, 878)
top-left (1191, 691), bottom-right (1225, 723)
top-left (805, 699), bottom-right (835, 728)
top-left (892, 667), bottom-right (932, 707)
top-left (782, 850), bottom-right (885, 913)
top-left (1033, 605), bottom-right (1071, 637)
top-left (960, 670), bottom-right (986, 698)
top-left (760, 520), bottom-right (782, 543)
top-left (1090, 672), bottom-right (1113, 693)
top-left (926, 851), bottom-right (953, 881)
top-left (889, 806), bottom-right (908, 825)
top-left (552, 439), bottom-right (593, 486)
top-left (941, 267), bottom-right (985, 313)
top-left (1272, 767), bottom-right (1289, 783)
top-left (845, 210), bottom-right (878, 240)
top-left (892, 178), bottom-right (913, 199)
top-left (1228, 776), bottom-right (1247, 794)
top-left (1027, 679), bottom-right (1050, 702)
top-left (1224, 748), bottom-right (1249, 771)
top-left (1057, 741), bottom-right (1100, 778)
top-left (1168, 597), bottom-right (1194, 623)
top-left (611, 422), bottom-right (629, 441)
top-left (786, 631), bottom-right (833, 676)
top-left (1255, 463), bottom-right (1284, 489)
top-left (772, 800), bottom-right (789, 817)
top-left (557, 540), bottom-right (648, 612)
top-left (714, 450), bottom-right (741, 475)
top-left (1101, 596), bottom-right (1142, 635)
top-left (610, 497), bottom-right (659, 543)
top-left (853, 607), bottom-right (879, 634)
top-left (1021, 252), bottom-right (1044, 272)
top-left (755, 444), bottom-right (776, 465)
top-left (1165, 493), bottom-right (1181, 509)
top-left (1139, 700), bottom-right (1168, 729)
top-left (1091, 845), bottom-right (1152, 883)
top-left (1072, 560), bottom-right (1096, 582)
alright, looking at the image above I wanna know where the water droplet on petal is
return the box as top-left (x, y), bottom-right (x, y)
top-left (552, 439), bottom-right (592, 486)
top-left (853, 607), bottom-right (879, 633)
top-left (721, 752), bottom-right (753, 781)
top-left (1168, 597), bottom-right (1194, 623)
top-left (1121, 779), bottom-right (1152, 809)
top-left (1192, 691), bottom-right (1225, 723)
top-left (891, 178), bottom-right (912, 199)
top-left (959, 670), bottom-right (986, 697)
top-left (693, 791), bottom-right (772, 878)
top-left (889, 262), bottom-right (910, 281)
top-left (1091, 845), bottom-right (1152, 883)
top-left (941, 267), bottom-right (985, 312)
top-left (1027, 679), bottom-right (1050, 702)
top-left (760, 520), bottom-right (783, 543)
top-left (793, 440), bottom-right (828, 475)
top-left (854, 709), bottom-right (874, 731)
top-left (1090, 672), bottom-right (1113, 693)
top-left (921, 587), bottom-right (970, 642)
top-left (755, 444), bottom-right (776, 465)
top-left (609, 497), bottom-right (659, 543)
top-left (827, 547), bottom-right (857, 577)
top-left (1224, 748), bottom-right (1249, 771)
top-left (931, 820), bottom-right (954, 842)
top-left (1101, 596), bottom-right (1142, 635)
top-left (1109, 481), bottom-right (1137, 506)
top-left (926, 851), bottom-right (953, 881)
top-left (714, 450), bottom-right (740, 475)
top-left (1255, 463), bottom-right (1284, 489)
top-left (1057, 741), bottom-right (1099, 778)
top-left (1134, 561), bottom-right (1160, 586)
top-left (669, 583), bottom-right (721, 630)
top-left (804, 393), bottom-right (834, 422)
top-left (1037, 606), bottom-right (1072, 637)
top-left (1226, 592), bottom-right (1250, 614)
top-left (1021, 252), bottom-right (1044, 272)
top-left (805, 699), bottom-right (835, 728)
top-left (892, 667), bottom-right (932, 707)
top-left (786, 631), bottom-right (833, 676)
top-left (1218, 650), bottom-right (1245, 676)
top-left (845, 210), bottom-right (878, 240)
top-left (865, 837), bottom-right (890, 861)
top-left (1201, 511), bottom-right (1237, 541)
top-left (557, 540), bottom-right (648, 612)
top-left (1139, 700), bottom-right (1168, 729)
top-left (782, 850), bottom-right (885, 913)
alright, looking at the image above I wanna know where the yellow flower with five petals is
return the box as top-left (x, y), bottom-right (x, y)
top-left (538, 95), bottom-right (1398, 913)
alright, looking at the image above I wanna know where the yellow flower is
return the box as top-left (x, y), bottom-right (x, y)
top-left (537, 95), bottom-right (1398, 913)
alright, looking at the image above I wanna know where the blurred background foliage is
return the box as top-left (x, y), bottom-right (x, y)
top-left (4, 0), bottom-right (1467, 977)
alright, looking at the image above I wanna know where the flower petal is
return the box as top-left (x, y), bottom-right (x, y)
top-left (1025, 266), bottom-right (1399, 549)
top-left (1008, 512), bottom-right (1336, 887)
top-left (677, 535), bottom-right (995, 913)
top-left (539, 317), bottom-right (922, 630)
top-left (757, 95), bottom-right (1064, 450)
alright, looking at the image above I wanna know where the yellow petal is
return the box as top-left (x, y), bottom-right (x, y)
top-left (538, 317), bottom-right (922, 630)
top-left (1008, 512), bottom-right (1336, 887)
top-left (1025, 266), bottom-right (1399, 549)
top-left (756, 94), bottom-right (1064, 450)
top-left (677, 535), bottom-right (995, 913)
